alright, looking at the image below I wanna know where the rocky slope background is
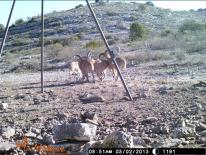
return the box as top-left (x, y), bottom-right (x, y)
top-left (0, 1), bottom-right (206, 155)
top-left (0, 2), bottom-right (206, 73)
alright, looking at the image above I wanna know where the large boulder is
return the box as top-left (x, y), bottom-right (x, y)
top-left (52, 123), bottom-right (97, 142)
top-left (102, 131), bottom-right (133, 148)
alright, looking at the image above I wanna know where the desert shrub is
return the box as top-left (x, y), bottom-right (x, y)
top-left (27, 17), bottom-right (35, 23)
top-left (43, 35), bottom-right (80, 47)
top-left (75, 4), bottom-right (83, 9)
top-left (148, 37), bottom-right (179, 50)
top-left (129, 22), bottom-right (148, 41)
top-left (123, 51), bottom-right (171, 64)
top-left (0, 24), bottom-right (5, 32)
top-left (185, 42), bottom-right (206, 54)
top-left (145, 1), bottom-right (154, 6)
top-left (85, 40), bottom-right (102, 49)
top-left (15, 18), bottom-right (24, 25)
top-left (106, 35), bottom-right (112, 40)
top-left (106, 11), bottom-right (117, 16)
top-left (179, 20), bottom-right (205, 33)
top-left (161, 29), bottom-right (171, 37)
top-left (12, 38), bottom-right (31, 46)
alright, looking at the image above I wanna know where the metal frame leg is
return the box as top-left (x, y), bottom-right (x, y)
top-left (41, 0), bottom-right (44, 93)
top-left (0, 0), bottom-right (16, 57)
top-left (85, 0), bottom-right (133, 101)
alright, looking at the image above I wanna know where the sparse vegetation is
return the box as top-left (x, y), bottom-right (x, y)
top-left (179, 20), bottom-right (205, 33)
top-left (12, 38), bottom-right (31, 46)
top-left (15, 18), bottom-right (24, 25)
top-left (106, 11), bottom-right (117, 16)
top-left (85, 40), bottom-right (102, 49)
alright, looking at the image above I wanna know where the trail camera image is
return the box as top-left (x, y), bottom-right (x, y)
top-left (0, 0), bottom-right (206, 155)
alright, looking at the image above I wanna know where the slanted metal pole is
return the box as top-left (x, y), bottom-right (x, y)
top-left (85, 0), bottom-right (133, 101)
top-left (41, 0), bottom-right (44, 93)
top-left (0, 0), bottom-right (16, 57)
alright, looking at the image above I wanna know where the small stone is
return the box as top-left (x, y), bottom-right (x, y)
top-left (31, 128), bottom-right (41, 135)
top-left (43, 133), bottom-right (55, 144)
top-left (0, 103), bottom-right (8, 110)
top-left (14, 94), bottom-right (25, 100)
top-left (80, 111), bottom-right (98, 122)
top-left (25, 132), bottom-right (37, 138)
top-left (1, 127), bottom-right (15, 139)
top-left (79, 93), bottom-right (105, 103)
top-left (158, 86), bottom-right (167, 94)
top-left (33, 97), bottom-right (41, 105)
top-left (143, 117), bottom-right (158, 124)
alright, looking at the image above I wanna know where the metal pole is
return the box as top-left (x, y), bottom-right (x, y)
top-left (0, 0), bottom-right (16, 57)
top-left (41, 0), bottom-right (44, 93)
top-left (85, 0), bottom-right (133, 101)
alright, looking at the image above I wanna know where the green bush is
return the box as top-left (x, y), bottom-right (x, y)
top-left (179, 20), bottom-right (205, 33)
top-left (129, 22), bottom-right (148, 41)
top-left (15, 18), bottom-right (24, 25)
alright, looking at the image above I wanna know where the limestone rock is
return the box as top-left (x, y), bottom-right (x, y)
top-left (80, 141), bottom-right (103, 155)
top-left (172, 127), bottom-right (196, 138)
top-left (0, 142), bottom-right (16, 152)
top-left (102, 131), bottom-right (133, 148)
top-left (42, 133), bottom-right (55, 144)
top-left (79, 93), bottom-right (105, 103)
top-left (1, 127), bottom-right (15, 139)
top-left (0, 103), bottom-right (8, 110)
top-left (52, 123), bottom-right (97, 142)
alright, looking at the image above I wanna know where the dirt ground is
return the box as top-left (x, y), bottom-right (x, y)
top-left (0, 61), bottom-right (206, 147)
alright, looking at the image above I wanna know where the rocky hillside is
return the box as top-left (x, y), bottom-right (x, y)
top-left (0, 2), bottom-right (206, 53)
